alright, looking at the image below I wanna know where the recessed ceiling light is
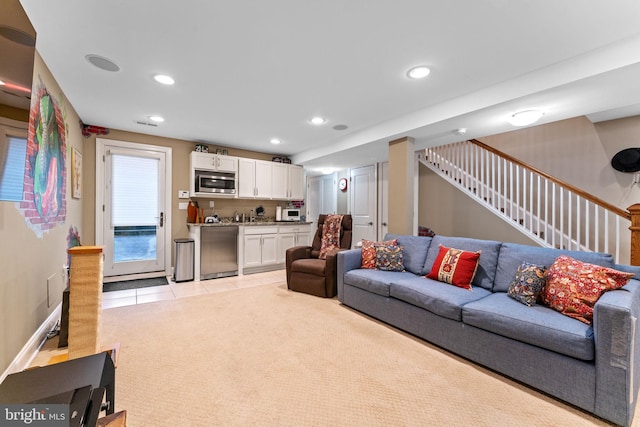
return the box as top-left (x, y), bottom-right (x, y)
top-left (321, 168), bottom-right (334, 175)
top-left (333, 124), bottom-right (348, 131)
top-left (407, 65), bottom-right (431, 79)
top-left (154, 74), bottom-right (175, 85)
top-left (454, 128), bottom-right (467, 135)
top-left (270, 138), bottom-right (281, 145)
top-left (0, 80), bottom-right (4, 86)
top-left (148, 115), bottom-right (165, 123)
top-left (309, 116), bottom-right (326, 125)
top-left (85, 54), bottom-right (120, 72)
top-left (507, 110), bottom-right (544, 126)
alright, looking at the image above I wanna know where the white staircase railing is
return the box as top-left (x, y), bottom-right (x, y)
top-left (419, 139), bottom-right (632, 264)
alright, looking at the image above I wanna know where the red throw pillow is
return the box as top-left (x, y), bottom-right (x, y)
top-left (361, 239), bottom-right (397, 269)
top-left (426, 245), bottom-right (481, 290)
top-left (541, 255), bottom-right (634, 325)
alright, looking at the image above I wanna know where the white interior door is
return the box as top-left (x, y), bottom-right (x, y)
top-left (349, 165), bottom-right (376, 247)
top-left (378, 162), bottom-right (389, 240)
top-left (96, 139), bottom-right (172, 280)
top-left (306, 173), bottom-right (337, 238)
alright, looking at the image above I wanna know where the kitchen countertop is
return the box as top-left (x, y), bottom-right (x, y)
top-left (188, 221), bottom-right (311, 227)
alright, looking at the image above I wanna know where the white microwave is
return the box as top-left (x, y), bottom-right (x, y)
top-left (282, 208), bottom-right (301, 221)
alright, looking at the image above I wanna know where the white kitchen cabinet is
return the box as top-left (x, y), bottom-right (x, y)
top-left (288, 165), bottom-right (305, 200)
top-left (190, 151), bottom-right (237, 173)
top-left (277, 224), bottom-right (312, 263)
top-left (243, 226), bottom-right (278, 269)
top-left (271, 163), bottom-right (289, 199)
top-left (238, 158), bottom-right (273, 198)
top-left (272, 164), bottom-right (304, 200)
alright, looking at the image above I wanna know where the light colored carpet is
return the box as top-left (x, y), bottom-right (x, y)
top-left (84, 282), bottom-right (625, 427)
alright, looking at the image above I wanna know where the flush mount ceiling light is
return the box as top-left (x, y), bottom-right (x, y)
top-left (153, 74), bottom-right (175, 85)
top-left (85, 54), bottom-right (120, 72)
top-left (148, 115), bottom-right (165, 123)
top-left (507, 110), bottom-right (544, 126)
top-left (309, 116), bottom-right (326, 125)
top-left (407, 65), bottom-right (431, 79)
top-left (270, 138), bottom-right (281, 145)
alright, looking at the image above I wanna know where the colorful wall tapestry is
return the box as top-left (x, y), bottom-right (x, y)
top-left (19, 84), bottom-right (67, 237)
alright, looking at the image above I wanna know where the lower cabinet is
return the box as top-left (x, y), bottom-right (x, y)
top-left (277, 225), bottom-right (311, 264)
top-left (243, 227), bottom-right (278, 269)
top-left (241, 224), bottom-right (311, 273)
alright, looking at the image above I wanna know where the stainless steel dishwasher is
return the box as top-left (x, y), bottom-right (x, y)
top-left (200, 225), bottom-right (239, 279)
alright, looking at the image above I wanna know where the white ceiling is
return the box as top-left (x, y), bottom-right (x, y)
top-left (17, 0), bottom-right (640, 174)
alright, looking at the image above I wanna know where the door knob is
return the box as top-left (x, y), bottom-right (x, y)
top-left (382, 222), bottom-right (387, 226)
top-left (159, 212), bottom-right (164, 227)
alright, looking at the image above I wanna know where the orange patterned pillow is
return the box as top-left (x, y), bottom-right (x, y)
top-left (361, 239), bottom-right (397, 269)
top-left (541, 255), bottom-right (633, 325)
top-left (426, 245), bottom-right (481, 290)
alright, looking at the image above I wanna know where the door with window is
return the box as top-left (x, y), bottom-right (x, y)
top-left (97, 139), bottom-right (171, 279)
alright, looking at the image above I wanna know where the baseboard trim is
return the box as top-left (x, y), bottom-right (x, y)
top-left (0, 303), bottom-right (61, 383)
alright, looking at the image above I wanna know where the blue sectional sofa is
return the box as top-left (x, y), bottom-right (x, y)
top-left (337, 234), bottom-right (640, 426)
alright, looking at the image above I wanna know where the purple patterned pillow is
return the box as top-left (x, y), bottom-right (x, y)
top-left (507, 262), bottom-right (547, 306)
top-left (375, 245), bottom-right (404, 272)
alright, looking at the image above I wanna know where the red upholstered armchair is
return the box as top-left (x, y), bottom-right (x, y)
top-left (285, 214), bottom-right (353, 298)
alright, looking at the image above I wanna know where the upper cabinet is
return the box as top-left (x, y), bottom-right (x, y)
top-left (190, 152), bottom-right (239, 198)
top-left (191, 152), bottom-right (238, 173)
top-left (238, 158), bottom-right (273, 199)
top-left (271, 163), bottom-right (304, 200)
top-left (191, 151), bottom-right (304, 200)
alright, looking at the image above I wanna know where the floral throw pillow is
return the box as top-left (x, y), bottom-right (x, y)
top-left (507, 262), bottom-right (547, 307)
top-left (361, 239), bottom-right (397, 269)
top-left (541, 255), bottom-right (634, 324)
top-left (426, 245), bottom-right (481, 290)
top-left (375, 245), bottom-right (404, 272)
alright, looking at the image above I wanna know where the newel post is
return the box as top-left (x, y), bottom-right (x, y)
top-left (629, 204), bottom-right (640, 266)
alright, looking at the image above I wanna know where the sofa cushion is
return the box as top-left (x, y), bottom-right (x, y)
top-left (361, 239), bottom-right (397, 269)
top-left (423, 236), bottom-right (501, 290)
top-left (344, 269), bottom-right (417, 297)
top-left (541, 255), bottom-right (633, 325)
top-left (384, 234), bottom-right (432, 275)
top-left (390, 276), bottom-right (491, 321)
top-left (507, 262), bottom-right (547, 307)
top-left (375, 245), bottom-right (405, 272)
top-left (290, 258), bottom-right (325, 276)
top-left (462, 293), bottom-right (595, 361)
top-left (493, 242), bottom-right (615, 293)
top-left (427, 245), bottom-right (481, 290)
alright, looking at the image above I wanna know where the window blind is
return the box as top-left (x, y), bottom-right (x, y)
top-left (111, 153), bottom-right (159, 226)
top-left (0, 136), bottom-right (27, 202)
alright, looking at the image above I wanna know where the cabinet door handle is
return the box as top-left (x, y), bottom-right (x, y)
top-left (368, 222), bottom-right (373, 226)
top-left (382, 222), bottom-right (387, 226)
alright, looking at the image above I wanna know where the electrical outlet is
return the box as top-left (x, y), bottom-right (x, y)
top-left (178, 202), bottom-right (188, 210)
top-left (209, 201), bottom-right (215, 208)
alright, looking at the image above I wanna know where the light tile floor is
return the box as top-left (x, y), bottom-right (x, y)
top-left (101, 269), bottom-right (287, 309)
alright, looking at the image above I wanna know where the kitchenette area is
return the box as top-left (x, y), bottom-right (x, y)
top-left (183, 150), bottom-right (312, 281)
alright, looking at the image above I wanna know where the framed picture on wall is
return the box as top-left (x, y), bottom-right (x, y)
top-left (72, 148), bottom-right (82, 199)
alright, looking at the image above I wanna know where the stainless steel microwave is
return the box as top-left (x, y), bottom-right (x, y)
top-left (195, 170), bottom-right (236, 194)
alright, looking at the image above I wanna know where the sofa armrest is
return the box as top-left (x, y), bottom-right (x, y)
top-left (336, 249), bottom-right (362, 303)
top-left (593, 279), bottom-right (640, 426)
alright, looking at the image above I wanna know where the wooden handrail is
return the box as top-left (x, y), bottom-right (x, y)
top-left (470, 139), bottom-right (631, 221)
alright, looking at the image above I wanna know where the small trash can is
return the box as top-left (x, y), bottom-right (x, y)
top-left (173, 238), bottom-right (194, 282)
